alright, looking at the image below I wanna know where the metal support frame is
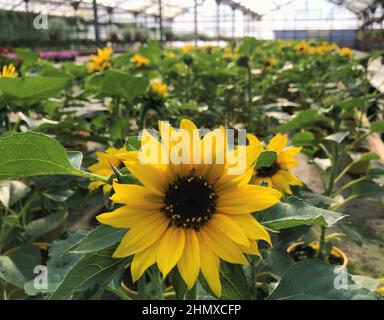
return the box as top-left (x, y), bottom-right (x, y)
top-left (216, 0), bottom-right (221, 40)
top-left (92, 0), bottom-right (100, 45)
top-left (194, 0), bottom-right (198, 46)
top-left (158, 0), bottom-right (163, 47)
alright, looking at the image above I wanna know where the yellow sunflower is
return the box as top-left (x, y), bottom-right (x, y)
top-left (96, 119), bottom-right (282, 296)
top-left (182, 44), bottom-right (194, 54)
top-left (131, 54), bottom-right (150, 68)
top-left (150, 79), bottom-right (168, 98)
top-left (265, 57), bottom-right (277, 70)
top-left (339, 47), bottom-right (352, 58)
top-left (87, 47), bottom-right (113, 73)
top-left (295, 41), bottom-right (309, 54)
top-left (250, 133), bottom-right (302, 194)
top-left (88, 147), bottom-right (128, 193)
top-left (0, 64), bottom-right (17, 78)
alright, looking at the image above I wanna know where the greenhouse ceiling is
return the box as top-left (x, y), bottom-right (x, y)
top-left (0, 0), bottom-right (381, 21)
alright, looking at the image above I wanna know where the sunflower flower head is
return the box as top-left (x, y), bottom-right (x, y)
top-left (265, 57), bottom-right (277, 70)
top-left (150, 79), bottom-right (168, 98)
top-left (88, 146), bottom-right (128, 193)
top-left (295, 41), bottom-right (309, 54)
top-left (131, 54), bottom-right (150, 68)
top-left (250, 133), bottom-right (303, 194)
top-left (166, 51), bottom-right (176, 59)
top-left (182, 44), bottom-right (194, 54)
top-left (0, 64), bottom-right (17, 78)
top-left (340, 47), bottom-right (352, 58)
top-left (97, 119), bottom-right (282, 297)
top-left (87, 47), bottom-right (113, 73)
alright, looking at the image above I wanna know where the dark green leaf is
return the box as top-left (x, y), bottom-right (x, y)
top-left (268, 260), bottom-right (379, 300)
top-left (25, 211), bottom-right (68, 241)
top-left (258, 196), bottom-right (346, 230)
top-left (256, 151), bottom-right (277, 169)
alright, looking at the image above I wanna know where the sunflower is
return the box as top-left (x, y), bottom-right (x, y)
top-left (295, 41), bottom-right (309, 54)
top-left (150, 79), bottom-right (168, 98)
top-left (87, 47), bottom-right (113, 73)
top-left (182, 44), bottom-right (194, 54)
top-left (88, 147), bottom-right (128, 193)
top-left (339, 47), bottom-right (352, 58)
top-left (265, 57), bottom-right (277, 70)
top-left (131, 54), bottom-right (150, 68)
top-left (0, 64), bottom-right (17, 78)
top-left (250, 133), bottom-right (302, 194)
top-left (97, 119), bottom-right (282, 296)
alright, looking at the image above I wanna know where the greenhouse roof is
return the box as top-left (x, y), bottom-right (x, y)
top-left (0, 0), bottom-right (382, 21)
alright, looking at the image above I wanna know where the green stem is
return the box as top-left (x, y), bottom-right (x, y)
top-left (246, 64), bottom-right (252, 129)
top-left (137, 275), bottom-right (147, 300)
top-left (75, 170), bottom-right (109, 183)
top-left (333, 177), bottom-right (366, 196)
top-left (331, 194), bottom-right (358, 211)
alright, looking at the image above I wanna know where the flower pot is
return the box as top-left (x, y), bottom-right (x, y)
top-left (120, 263), bottom-right (176, 300)
top-left (287, 241), bottom-right (348, 269)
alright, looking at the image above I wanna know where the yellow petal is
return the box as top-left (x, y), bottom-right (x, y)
top-left (110, 182), bottom-right (164, 209)
top-left (209, 214), bottom-right (249, 246)
top-left (113, 213), bottom-right (168, 257)
top-left (271, 171), bottom-right (292, 194)
top-left (217, 185), bottom-right (281, 214)
top-left (177, 230), bottom-right (200, 290)
top-left (123, 158), bottom-right (167, 197)
top-left (157, 227), bottom-right (185, 277)
top-left (200, 226), bottom-right (249, 265)
top-left (96, 205), bottom-right (158, 228)
top-left (228, 214), bottom-right (271, 245)
top-left (197, 233), bottom-right (221, 297)
top-left (267, 133), bottom-right (288, 153)
top-left (131, 242), bottom-right (159, 282)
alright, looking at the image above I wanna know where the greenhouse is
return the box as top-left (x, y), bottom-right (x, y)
top-left (0, 0), bottom-right (383, 304)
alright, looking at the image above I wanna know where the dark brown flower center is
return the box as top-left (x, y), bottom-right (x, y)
top-left (162, 173), bottom-right (217, 230)
top-left (256, 161), bottom-right (280, 178)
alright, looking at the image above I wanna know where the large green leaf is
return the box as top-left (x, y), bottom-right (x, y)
top-left (0, 132), bottom-right (83, 180)
top-left (268, 260), bottom-right (379, 300)
top-left (351, 180), bottom-right (384, 200)
top-left (48, 247), bottom-right (125, 299)
top-left (258, 196), bottom-right (346, 230)
top-left (101, 70), bottom-right (149, 101)
top-left (66, 225), bottom-right (126, 254)
top-left (0, 244), bottom-right (41, 289)
top-left (276, 109), bottom-right (325, 132)
top-left (24, 230), bottom-right (89, 295)
top-left (0, 76), bottom-right (68, 107)
top-left (370, 120), bottom-right (384, 133)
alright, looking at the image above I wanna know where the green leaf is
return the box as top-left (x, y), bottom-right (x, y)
top-left (292, 132), bottom-right (314, 146)
top-left (351, 180), bottom-right (384, 200)
top-left (170, 268), bottom-right (188, 300)
top-left (48, 247), bottom-right (125, 299)
top-left (125, 136), bottom-right (141, 151)
top-left (238, 37), bottom-right (258, 56)
top-left (276, 109), bottom-right (325, 132)
top-left (370, 120), bottom-right (384, 133)
top-left (267, 260), bottom-right (379, 300)
top-left (16, 48), bottom-right (38, 63)
top-left (265, 249), bottom-right (295, 278)
top-left (338, 223), bottom-right (363, 247)
top-left (0, 244), bottom-right (41, 289)
top-left (200, 263), bottom-right (250, 299)
top-left (66, 225), bottom-right (126, 254)
top-left (24, 230), bottom-right (89, 295)
top-left (0, 132), bottom-right (83, 180)
top-left (258, 196), bottom-right (347, 230)
top-left (0, 76), bottom-right (68, 107)
top-left (338, 95), bottom-right (377, 112)
top-left (25, 211), bottom-right (68, 241)
top-left (101, 70), bottom-right (149, 101)
top-left (256, 151), bottom-right (277, 169)
top-left (323, 132), bottom-right (349, 144)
